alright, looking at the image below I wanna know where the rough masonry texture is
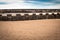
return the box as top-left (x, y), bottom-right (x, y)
top-left (0, 9), bottom-right (60, 21)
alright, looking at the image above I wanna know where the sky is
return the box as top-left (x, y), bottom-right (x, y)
top-left (0, 0), bottom-right (60, 9)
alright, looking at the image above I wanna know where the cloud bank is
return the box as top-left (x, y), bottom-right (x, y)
top-left (0, 0), bottom-right (60, 9)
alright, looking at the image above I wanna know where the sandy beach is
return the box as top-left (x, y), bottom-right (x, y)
top-left (0, 19), bottom-right (60, 40)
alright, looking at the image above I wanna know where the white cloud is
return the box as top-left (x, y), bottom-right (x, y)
top-left (0, 0), bottom-right (25, 3)
top-left (26, 1), bottom-right (55, 6)
top-left (0, 2), bottom-right (60, 9)
top-left (0, 0), bottom-right (60, 9)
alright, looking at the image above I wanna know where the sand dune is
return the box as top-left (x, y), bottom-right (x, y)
top-left (0, 19), bottom-right (60, 40)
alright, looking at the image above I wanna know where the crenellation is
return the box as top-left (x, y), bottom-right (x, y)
top-left (0, 9), bottom-right (60, 21)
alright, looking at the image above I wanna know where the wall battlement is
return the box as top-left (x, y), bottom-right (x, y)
top-left (0, 9), bottom-right (60, 13)
top-left (0, 9), bottom-right (60, 21)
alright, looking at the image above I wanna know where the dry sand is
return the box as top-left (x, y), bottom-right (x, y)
top-left (0, 19), bottom-right (60, 40)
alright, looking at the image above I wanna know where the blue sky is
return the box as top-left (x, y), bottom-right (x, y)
top-left (0, 0), bottom-right (60, 9)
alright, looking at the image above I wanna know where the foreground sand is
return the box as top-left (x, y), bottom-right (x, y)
top-left (0, 19), bottom-right (60, 40)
